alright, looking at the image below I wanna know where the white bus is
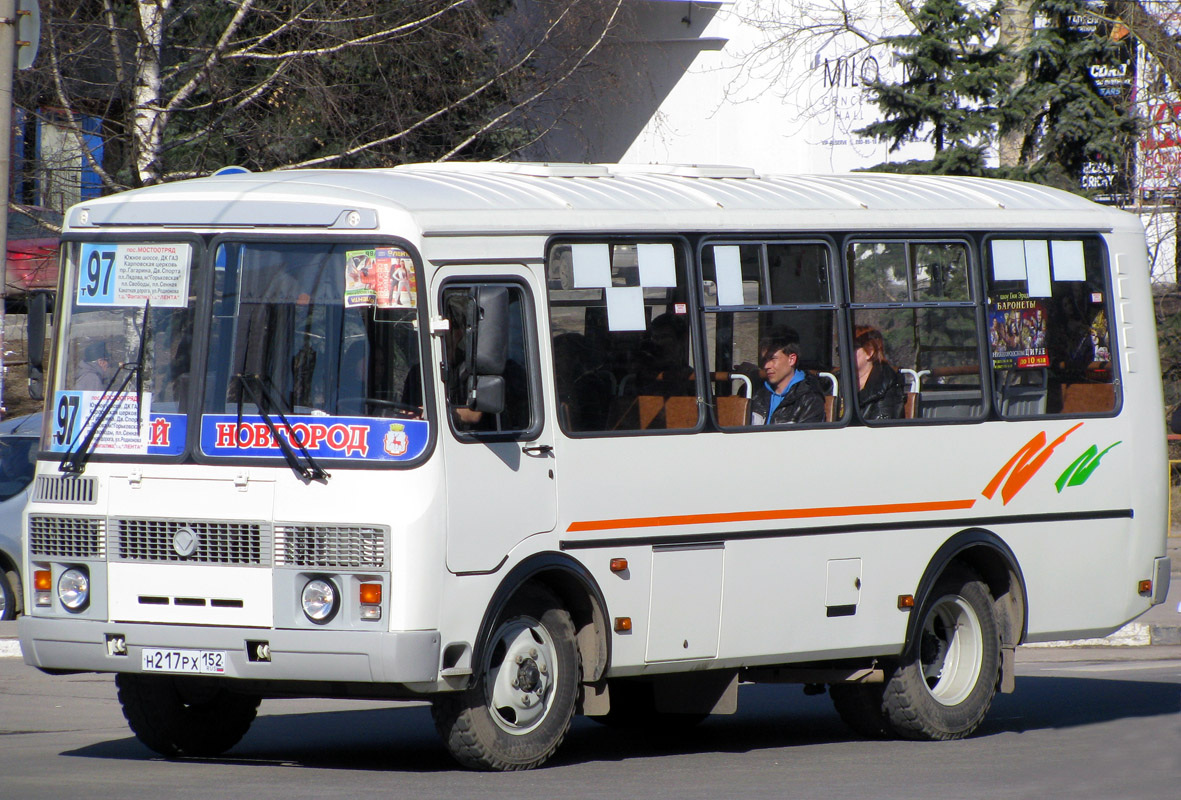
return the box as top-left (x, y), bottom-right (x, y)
top-left (19, 163), bottom-right (1172, 770)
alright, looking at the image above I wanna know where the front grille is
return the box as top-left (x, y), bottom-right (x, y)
top-left (115, 519), bottom-right (267, 565)
top-left (28, 515), bottom-right (106, 558)
top-left (33, 475), bottom-right (97, 504)
top-left (275, 524), bottom-right (387, 568)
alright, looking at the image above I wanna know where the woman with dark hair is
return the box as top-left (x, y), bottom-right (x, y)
top-left (853, 325), bottom-right (904, 420)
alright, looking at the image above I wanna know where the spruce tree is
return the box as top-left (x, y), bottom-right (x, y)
top-left (998, 0), bottom-right (1138, 193)
top-left (857, 0), bottom-right (1010, 160)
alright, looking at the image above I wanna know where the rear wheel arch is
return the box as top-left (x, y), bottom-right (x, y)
top-left (908, 528), bottom-right (1027, 656)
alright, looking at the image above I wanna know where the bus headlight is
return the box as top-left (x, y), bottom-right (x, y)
top-left (301, 578), bottom-right (337, 623)
top-left (57, 568), bottom-right (90, 612)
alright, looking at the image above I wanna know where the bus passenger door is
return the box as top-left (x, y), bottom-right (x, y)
top-left (434, 269), bottom-right (556, 573)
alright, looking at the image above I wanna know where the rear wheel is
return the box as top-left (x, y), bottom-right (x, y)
top-left (881, 566), bottom-right (1000, 740)
top-left (432, 584), bottom-right (579, 770)
top-left (116, 673), bottom-right (261, 757)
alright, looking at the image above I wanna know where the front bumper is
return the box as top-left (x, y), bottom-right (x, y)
top-left (18, 615), bottom-right (440, 685)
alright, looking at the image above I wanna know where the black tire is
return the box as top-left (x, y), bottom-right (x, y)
top-left (116, 673), bottom-right (261, 757)
top-left (432, 584), bottom-right (580, 770)
top-left (591, 679), bottom-right (708, 732)
top-left (829, 683), bottom-right (889, 739)
top-left (881, 566), bottom-right (1000, 740)
top-left (0, 570), bottom-right (17, 620)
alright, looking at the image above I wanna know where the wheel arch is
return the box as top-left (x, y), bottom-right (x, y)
top-left (476, 552), bottom-right (611, 685)
top-left (906, 528), bottom-right (1028, 659)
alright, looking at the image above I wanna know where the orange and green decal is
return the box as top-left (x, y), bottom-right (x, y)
top-left (982, 423), bottom-right (1083, 505)
top-left (1055, 441), bottom-right (1121, 492)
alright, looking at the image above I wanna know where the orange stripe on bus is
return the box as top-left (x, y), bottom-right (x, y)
top-left (565, 498), bottom-right (979, 533)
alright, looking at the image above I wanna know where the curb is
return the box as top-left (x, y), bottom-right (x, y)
top-left (1020, 622), bottom-right (1181, 648)
top-left (0, 640), bottom-right (21, 659)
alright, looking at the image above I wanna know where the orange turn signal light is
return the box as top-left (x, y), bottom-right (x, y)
top-left (1138, 579), bottom-right (1153, 596)
top-left (34, 570), bottom-right (52, 591)
top-left (614, 616), bottom-right (632, 632)
top-left (897, 594), bottom-right (915, 609)
top-left (359, 583), bottom-right (382, 605)
top-left (610, 558), bottom-right (628, 573)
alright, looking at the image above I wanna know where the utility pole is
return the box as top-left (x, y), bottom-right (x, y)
top-left (0, 0), bottom-right (18, 419)
top-left (0, 0), bottom-right (39, 419)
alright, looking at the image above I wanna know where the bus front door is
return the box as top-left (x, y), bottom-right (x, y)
top-left (435, 268), bottom-right (556, 574)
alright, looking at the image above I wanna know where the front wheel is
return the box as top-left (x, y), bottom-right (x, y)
top-left (881, 566), bottom-right (1000, 740)
top-left (432, 584), bottom-right (580, 770)
top-left (116, 674), bottom-right (261, 757)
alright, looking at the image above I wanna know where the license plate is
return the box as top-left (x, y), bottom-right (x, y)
top-left (141, 648), bottom-right (227, 674)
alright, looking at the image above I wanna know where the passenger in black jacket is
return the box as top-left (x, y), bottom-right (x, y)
top-left (853, 325), bottom-right (904, 420)
top-left (750, 335), bottom-right (825, 425)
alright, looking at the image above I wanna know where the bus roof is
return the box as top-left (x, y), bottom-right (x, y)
top-left (64, 162), bottom-right (1132, 236)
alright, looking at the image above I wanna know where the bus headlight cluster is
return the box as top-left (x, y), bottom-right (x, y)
top-left (301, 578), bottom-right (337, 623)
top-left (57, 568), bottom-right (90, 612)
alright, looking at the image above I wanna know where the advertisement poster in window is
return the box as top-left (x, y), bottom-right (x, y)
top-left (988, 292), bottom-right (1049, 369)
top-left (344, 247), bottom-right (417, 308)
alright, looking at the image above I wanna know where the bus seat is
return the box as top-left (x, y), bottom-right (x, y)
top-left (903, 392), bottom-right (919, 419)
top-left (716, 395), bottom-right (750, 427)
top-left (1000, 384), bottom-right (1047, 416)
top-left (665, 396), bottom-right (699, 429)
top-left (814, 371), bottom-right (839, 422)
top-left (1059, 382), bottom-right (1115, 414)
top-left (607, 396), bottom-right (639, 430)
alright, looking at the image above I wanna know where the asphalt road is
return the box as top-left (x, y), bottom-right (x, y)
top-left (1, 648), bottom-right (1178, 800)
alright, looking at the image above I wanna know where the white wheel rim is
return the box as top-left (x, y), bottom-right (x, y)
top-left (919, 594), bottom-right (983, 706)
top-left (484, 615), bottom-right (557, 735)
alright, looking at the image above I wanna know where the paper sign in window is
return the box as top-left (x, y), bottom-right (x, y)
top-left (714, 246), bottom-right (744, 306)
top-left (1025, 240), bottom-right (1051, 297)
top-left (1051, 241), bottom-right (1086, 282)
top-left (990, 240), bottom-right (1027, 282)
top-left (637, 243), bottom-right (676, 288)
top-left (605, 287), bottom-right (646, 331)
top-left (77, 243), bottom-right (192, 308)
top-left (571, 243), bottom-right (611, 289)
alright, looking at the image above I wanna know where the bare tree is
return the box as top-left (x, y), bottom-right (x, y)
top-left (17, 0), bottom-right (624, 192)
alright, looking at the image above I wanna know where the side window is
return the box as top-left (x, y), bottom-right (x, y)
top-left (702, 241), bottom-right (838, 428)
top-left (547, 240), bottom-right (699, 434)
top-left (440, 283), bottom-right (537, 436)
top-left (847, 240), bottom-right (983, 422)
top-left (985, 238), bottom-right (1117, 416)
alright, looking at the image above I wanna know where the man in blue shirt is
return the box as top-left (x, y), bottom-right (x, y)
top-left (749, 333), bottom-right (825, 425)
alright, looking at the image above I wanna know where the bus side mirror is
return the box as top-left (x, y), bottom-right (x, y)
top-left (472, 286), bottom-right (508, 376)
top-left (469, 286), bottom-right (509, 414)
top-left (26, 291), bottom-right (49, 401)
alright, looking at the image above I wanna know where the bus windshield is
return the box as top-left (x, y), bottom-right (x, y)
top-left (47, 239), bottom-right (429, 466)
top-left (201, 241), bottom-right (428, 465)
top-left (48, 241), bottom-right (200, 459)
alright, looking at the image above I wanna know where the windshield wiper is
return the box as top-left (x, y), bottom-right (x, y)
top-left (59, 304), bottom-right (151, 475)
top-left (235, 373), bottom-right (330, 483)
top-left (59, 360), bottom-right (137, 474)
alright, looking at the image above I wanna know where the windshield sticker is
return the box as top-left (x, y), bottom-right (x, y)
top-left (344, 247), bottom-right (417, 309)
top-left (47, 391), bottom-right (186, 456)
top-left (200, 415), bottom-right (428, 462)
top-left (77, 243), bottom-right (192, 308)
